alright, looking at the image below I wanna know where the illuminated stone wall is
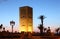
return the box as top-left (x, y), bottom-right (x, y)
top-left (19, 6), bottom-right (33, 33)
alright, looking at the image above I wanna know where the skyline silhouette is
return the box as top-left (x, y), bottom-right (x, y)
top-left (0, 14), bottom-right (60, 39)
top-left (0, 5), bottom-right (60, 39)
top-left (0, 0), bottom-right (60, 39)
top-left (0, 0), bottom-right (60, 32)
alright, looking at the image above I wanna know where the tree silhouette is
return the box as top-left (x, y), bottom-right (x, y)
top-left (38, 15), bottom-right (46, 36)
top-left (55, 28), bottom-right (60, 34)
top-left (0, 24), bottom-right (3, 32)
top-left (47, 27), bottom-right (51, 33)
top-left (0, 24), bottom-right (3, 29)
top-left (44, 28), bottom-right (47, 33)
top-left (47, 27), bottom-right (51, 36)
top-left (39, 15), bottom-right (45, 26)
top-left (10, 20), bottom-right (15, 33)
top-left (38, 24), bottom-right (43, 34)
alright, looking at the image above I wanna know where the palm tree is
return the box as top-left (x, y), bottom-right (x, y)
top-left (10, 20), bottom-right (15, 33)
top-left (39, 15), bottom-right (45, 26)
top-left (38, 15), bottom-right (46, 35)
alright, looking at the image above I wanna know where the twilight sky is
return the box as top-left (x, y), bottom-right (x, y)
top-left (0, 0), bottom-right (60, 32)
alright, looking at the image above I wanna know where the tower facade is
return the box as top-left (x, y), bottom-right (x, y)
top-left (19, 6), bottom-right (33, 33)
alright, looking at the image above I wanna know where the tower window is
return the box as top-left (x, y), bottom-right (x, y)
top-left (22, 25), bottom-right (25, 26)
top-left (21, 16), bottom-right (25, 18)
top-left (29, 25), bottom-right (32, 26)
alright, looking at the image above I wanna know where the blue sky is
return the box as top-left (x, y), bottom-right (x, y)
top-left (0, 0), bottom-right (60, 32)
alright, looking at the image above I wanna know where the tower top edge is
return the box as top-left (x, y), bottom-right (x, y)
top-left (20, 6), bottom-right (32, 8)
